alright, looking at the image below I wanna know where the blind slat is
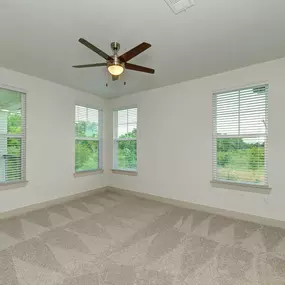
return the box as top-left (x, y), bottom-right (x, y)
top-left (213, 85), bottom-right (268, 186)
top-left (0, 88), bottom-right (26, 183)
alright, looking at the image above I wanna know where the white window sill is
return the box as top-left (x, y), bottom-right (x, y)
top-left (211, 180), bottom-right (271, 194)
top-left (0, 180), bottom-right (28, 191)
top-left (74, 169), bottom-right (103, 177)
top-left (112, 169), bottom-right (138, 176)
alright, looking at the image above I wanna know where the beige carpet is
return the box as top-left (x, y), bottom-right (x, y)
top-left (0, 190), bottom-right (285, 284)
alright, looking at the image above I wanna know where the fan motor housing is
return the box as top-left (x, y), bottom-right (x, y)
top-left (111, 42), bottom-right (120, 53)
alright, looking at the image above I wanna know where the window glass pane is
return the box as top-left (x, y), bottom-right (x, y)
top-left (75, 106), bottom-right (99, 138)
top-left (117, 140), bottom-right (137, 170)
top-left (240, 87), bottom-right (267, 135)
top-left (216, 87), bottom-right (268, 136)
top-left (75, 140), bottom-right (99, 171)
top-left (0, 89), bottom-right (24, 183)
top-left (118, 125), bottom-right (128, 138)
top-left (0, 89), bottom-right (22, 135)
top-left (8, 113), bottom-right (22, 135)
top-left (114, 107), bottom-right (137, 170)
top-left (117, 124), bottom-right (137, 138)
top-left (216, 92), bottom-right (239, 135)
top-left (118, 109), bottom-right (128, 125)
top-left (216, 137), bottom-right (265, 184)
top-left (6, 138), bottom-right (22, 181)
top-left (116, 108), bottom-right (137, 138)
top-left (128, 108), bottom-right (137, 124)
top-left (213, 85), bottom-right (268, 185)
top-left (127, 124), bottom-right (137, 138)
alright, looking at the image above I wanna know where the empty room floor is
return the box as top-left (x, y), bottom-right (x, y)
top-left (1, 190), bottom-right (285, 285)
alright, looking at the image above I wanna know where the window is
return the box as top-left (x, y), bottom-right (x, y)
top-left (75, 105), bottom-right (103, 172)
top-left (212, 85), bottom-right (268, 186)
top-left (0, 88), bottom-right (26, 183)
top-left (113, 107), bottom-right (137, 171)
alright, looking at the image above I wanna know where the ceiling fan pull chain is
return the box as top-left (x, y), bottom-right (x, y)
top-left (105, 66), bottom-right (109, 87)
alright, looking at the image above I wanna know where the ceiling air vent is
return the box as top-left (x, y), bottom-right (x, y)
top-left (165, 0), bottom-right (195, 14)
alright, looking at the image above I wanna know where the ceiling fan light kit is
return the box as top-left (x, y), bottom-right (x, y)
top-left (107, 42), bottom-right (124, 76)
top-left (108, 64), bottom-right (124, 76)
top-left (73, 38), bottom-right (155, 81)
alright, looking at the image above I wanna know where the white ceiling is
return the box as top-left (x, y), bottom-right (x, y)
top-left (0, 0), bottom-right (285, 98)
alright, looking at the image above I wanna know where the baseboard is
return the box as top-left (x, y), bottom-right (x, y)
top-left (107, 186), bottom-right (285, 229)
top-left (0, 186), bottom-right (108, 220)
top-left (3, 185), bottom-right (285, 230)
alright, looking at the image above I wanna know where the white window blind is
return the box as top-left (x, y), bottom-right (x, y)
top-left (75, 105), bottom-right (103, 172)
top-left (113, 107), bottom-right (137, 170)
top-left (0, 88), bottom-right (26, 183)
top-left (212, 85), bottom-right (268, 185)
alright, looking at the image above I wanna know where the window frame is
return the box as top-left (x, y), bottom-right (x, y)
top-left (113, 106), bottom-right (138, 172)
top-left (0, 87), bottom-right (26, 185)
top-left (212, 84), bottom-right (269, 188)
top-left (74, 104), bottom-right (103, 174)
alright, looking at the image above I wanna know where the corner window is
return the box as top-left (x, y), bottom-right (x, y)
top-left (75, 105), bottom-right (103, 172)
top-left (113, 107), bottom-right (137, 171)
top-left (212, 85), bottom-right (268, 186)
top-left (0, 88), bottom-right (26, 183)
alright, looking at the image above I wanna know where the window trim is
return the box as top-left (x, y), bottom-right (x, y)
top-left (0, 88), bottom-right (26, 185)
top-left (111, 169), bottom-right (138, 176)
top-left (113, 106), bottom-right (138, 172)
top-left (212, 84), bottom-right (269, 188)
top-left (74, 169), bottom-right (103, 177)
top-left (74, 104), bottom-right (103, 173)
top-left (0, 180), bottom-right (28, 191)
top-left (210, 180), bottom-right (271, 194)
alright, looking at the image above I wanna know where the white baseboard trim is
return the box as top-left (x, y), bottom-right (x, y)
top-left (107, 186), bottom-right (285, 229)
top-left (0, 186), bottom-right (108, 220)
top-left (2, 185), bottom-right (285, 230)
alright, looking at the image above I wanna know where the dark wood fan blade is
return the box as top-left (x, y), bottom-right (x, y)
top-left (125, 63), bottom-right (155, 74)
top-left (112, 75), bottom-right (119, 81)
top-left (73, 63), bottom-right (107, 68)
top-left (79, 38), bottom-right (113, 60)
top-left (119, 42), bottom-right (151, 62)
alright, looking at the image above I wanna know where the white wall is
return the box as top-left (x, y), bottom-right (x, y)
top-left (2, 57), bottom-right (285, 221)
top-left (0, 67), bottom-right (107, 213)
top-left (107, 57), bottom-right (285, 222)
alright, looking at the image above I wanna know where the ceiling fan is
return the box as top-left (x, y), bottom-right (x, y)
top-left (73, 38), bottom-right (155, 81)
